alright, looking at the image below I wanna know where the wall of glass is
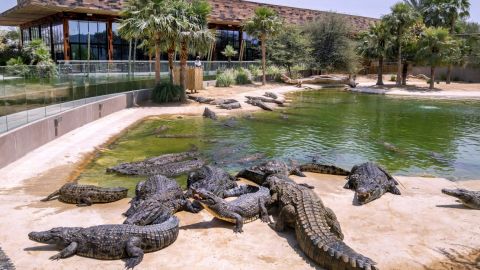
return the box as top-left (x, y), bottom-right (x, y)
top-left (69, 20), bottom-right (108, 60)
top-left (243, 32), bottom-right (260, 61)
top-left (112, 23), bottom-right (150, 61)
top-left (52, 22), bottom-right (64, 61)
top-left (215, 29), bottom-right (240, 61)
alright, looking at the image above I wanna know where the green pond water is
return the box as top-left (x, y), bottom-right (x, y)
top-left (78, 90), bottom-right (480, 195)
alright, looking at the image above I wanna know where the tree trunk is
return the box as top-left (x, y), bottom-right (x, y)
top-left (168, 43), bottom-right (175, 84)
top-left (261, 34), bottom-right (266, 85)
top-left (155, 43), bottom-right (161, 84)
top-left (179, 40), bottom-right (188, 102)
top-left (377, 56), bottom-right (384, 86)
top-left (446, 65), bottom-right (452, 84)
top-left (402, 62), bottom-right (408, 86)
top-left (396, 39), bottom-right (402, 86)
top-left (430, 66), bottom-right (435, 90)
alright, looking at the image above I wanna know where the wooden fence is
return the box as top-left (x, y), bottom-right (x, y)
top-left (173, 67), bottom-right (203, 91)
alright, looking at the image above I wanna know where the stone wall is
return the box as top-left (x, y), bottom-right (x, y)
top-left (412, 66), bottom-right (480, 83)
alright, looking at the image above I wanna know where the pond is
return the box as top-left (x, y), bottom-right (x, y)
top-left (77, 90), bottom-right (480, 195)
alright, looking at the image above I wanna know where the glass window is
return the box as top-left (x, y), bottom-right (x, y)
top-left (69, 20), bottom-right (108, 60)
top-left (30, 26), bottom-right (40, 40)
top-left (52, 22), bottom-right (64, 61)
top-left (41, 24), bottom-right (51, 46)
top-left (22, 29), bottom-right (30, 44)
top-left (69, 20), bottom-right (79, 43)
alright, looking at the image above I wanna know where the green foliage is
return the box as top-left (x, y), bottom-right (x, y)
top-left (248, 65), bottom-right (262, 78)
top-left (22, 39), bottom-right (57, 78)
top-left (304, 14), bottom-right (360, 73)
top-left (0, 29), bottom-right (21, 66)
top-left (422, 0), bottom-right (470, 31)
top-left (215, 69), bottom-right (236, 87)
top-left (6, 57), bottom-right (29, 77)
top-left (416, 27), bottom-right (455, 67)
top-left (266, 65), bottom-right (286, 82)
top-left (266, 25), bottom-right (312, 76)
top-left (243, 7), bottom-right (283, 40)
top-left (152, 82), bottom-right (183, 103)
top-left (390, 75), bottom-right (397, 81)
top-left (221, 45), bottom-right (238, 62)
top-left (235, 68), bottom-right (252, 85)
top-left (358, 20), bottom-right (392, 60)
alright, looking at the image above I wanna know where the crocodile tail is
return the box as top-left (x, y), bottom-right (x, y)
top-left (300, 164), bottom-right (350, 176)
top-left (40, 190), bottom-right (60, 202)
top-left (0, 245), bottom-right (15, 270)
top-left (295, 226), bottom-right (378, 270)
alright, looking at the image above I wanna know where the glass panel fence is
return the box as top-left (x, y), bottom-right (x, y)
top-left (0, 61), bottom-right (260, 134)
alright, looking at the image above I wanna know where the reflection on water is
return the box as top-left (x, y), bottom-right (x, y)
top-left (78, 90), bottom-right (480, 193)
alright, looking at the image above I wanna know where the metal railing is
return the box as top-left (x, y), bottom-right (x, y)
top-left (0, 61), bottom-right (260, 134)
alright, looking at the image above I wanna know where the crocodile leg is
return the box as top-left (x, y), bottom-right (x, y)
top-left (233, 213), bottom-right (245, 233)
top-left (259, 198), bottom-right (272, 223)
top-left (49, 242), bottom-right (78, 260)
top-left (272, 204), bottom-right (296, 232)
top-left (125, 237), bottom-right (144, 269)
top-left (40, 190), bottom-right (60, 202)
top-left (183, 200), bottom-right (202, 213)
top-left (77, 196), bottom-right (93, 207)
top-left (324, 207), bottom-right (344, 240)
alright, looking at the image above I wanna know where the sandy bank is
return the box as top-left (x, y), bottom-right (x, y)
top-left (0, 82), bottom-right (478, 269)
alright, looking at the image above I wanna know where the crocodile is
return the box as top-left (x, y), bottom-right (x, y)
top-left (203, 107), bottom-right (217, 120)
top-left (124, 175), bottom-right (201, 225)
top-left (219, 102), bottom-right (241, 110)
top-left (299, 163), bottom-right (351, 176)
top-left (264, 92), bottom-right (278, 99)
top-left (442, 188), bottom-right (480, 209)
top-left (106, 150), bottom-right (200, 175)
top-left (28, 216), bottom-right (179, 269)
top-left (108, 159), bottom-right (204, 177)
top-left (236, 160), bottom-right (305, 185)
top-left (188, 95), bottom-right (214, 104)
top-left (245, 99), bottom-right (273, 111)
top-left (265, 175), bottom-right (378, 270)
top-left (0, 245), bottom-right (14, 270)
top-left (41, 183), bottom-right (128, 206)
top-left (187, 165), bottom-right (238, 198)
top-left (246, 96), bottom-right (284, 105)
top-left (193, 185), bottom-right (272, 233)
top-left (344, 162), bottom-right (401, 205)
top-left (124, 175), bottom-right (186, 217)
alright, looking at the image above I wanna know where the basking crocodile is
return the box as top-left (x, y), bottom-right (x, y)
top-left (28, 216), bottom-right (179, 269)
top-left (264, 92), bottom-right (278, 99)
top-left (0, 245), bottom-right (14, 270)
top-left (265, 175), bottom-right (378, 270)
top-left (219, 102), bottom-right (241, 110)
top-left (124, 175), bottom-right (185, 217)
top-left (106, 150), bottom-right (201, 176)
top-left (203, 107), bottom-right (217, 120)
top-left (237, 160), bottom-right (305, 185)
top-left (41, 183), bottom-right (128, 206)
top-left (442, 188), bottom-right (480, 209)
top-left (187, 165), bottom-right (238, 198)
top-left (299, 163), bottom-right (351, 176)
top-left (108, 158), bottom-right (204, 177)
top-left (344, 162), bottom-right (401, 205)
top-left (124, 175), bottom-right (201, 225)
top-left (193, 185), bottom-right (272, 233)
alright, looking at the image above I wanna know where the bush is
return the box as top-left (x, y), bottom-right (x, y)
top-left (235, 68), bottom-right (252, 85)
top-left (248, 65), bottom-right (261, 79)
top-left (152, 82), bottom-right (183, 103)
top-left (390, 75), bottom-right (397, 82)
top-left (267, 65), bottom-right (286, 82)
top-left (6, 57), bottom-right (29, 77)
top-left (216, 69), bottom-right (236, 87)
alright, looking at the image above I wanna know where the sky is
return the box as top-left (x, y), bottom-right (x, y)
top-left (0, 0), bottom-right (478, 29)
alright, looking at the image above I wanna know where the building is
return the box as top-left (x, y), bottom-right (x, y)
top-left (0, 0), bottom-right (376, 62)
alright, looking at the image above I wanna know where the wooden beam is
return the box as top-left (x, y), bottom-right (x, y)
top-left (63, 17), bottom-right (70, 61)
top-left (107, 19), bottom-right (113, 61)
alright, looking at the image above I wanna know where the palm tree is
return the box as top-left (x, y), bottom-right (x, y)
top-left (222, 45), bottom-right (238, 63)
top-left (423, 0), bottom-right (470, 84)
top-left (404, 0), bottom-right (427, 11)
top-left (119, 0), bottom-right (174, 84)
top-left (244, 7), bottom-right (282, 85)
top-left (383, 3), bottom-right (418, 86)
top-left (357, 20), bottom-right (392, 85)
top-left (175, 0), bottom-right (214, 100)
top-left (416, 27), bottom-right (455, 89)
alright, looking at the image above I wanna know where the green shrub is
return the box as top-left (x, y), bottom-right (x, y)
top-left (6, 57), bottom-right (29, 77)
top-left (267, 65), bottom-right (286, 82)
top-left (390, 75), bottom-right (397, 82)
top-left (216, 69), bottom-right (236, 87)
top-left (152, 82), bottom-right (183, 103)
top-left (248, 65), bottom-right (261, 78)
top-left (235, 68), bottom-right (252, 85)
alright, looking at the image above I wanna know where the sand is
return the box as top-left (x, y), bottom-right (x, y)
top-left (0, 82), bottom-right (479, 270)
top-left (354, 75), bottom-right (480, 98)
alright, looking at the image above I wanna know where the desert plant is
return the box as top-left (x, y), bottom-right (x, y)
top-left (221, 45), bottom-right (238, 63)
top-left (6, 56), bottom-right (29, 77)
top-left (248, 65), bottom-right (262, 79)
top-left (235, 68), bottom-right (252, 85)
top-left (266, 65), bottom-right (286, 82)
top-left (390, 75), bottom-right (397, 81)
top-left (152, 82), bottom-right (183, 103)
top-left (216, 69), bottom-right (236, 87)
